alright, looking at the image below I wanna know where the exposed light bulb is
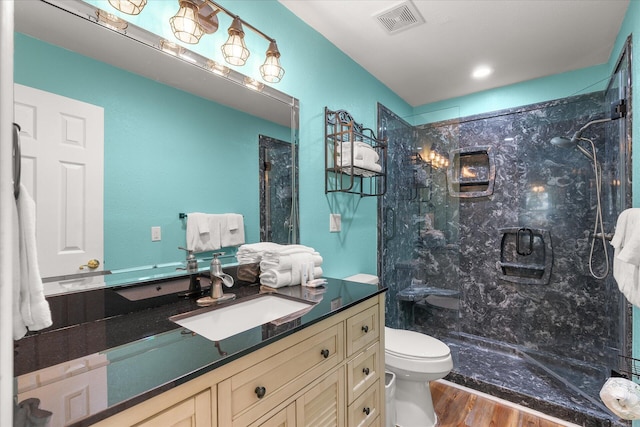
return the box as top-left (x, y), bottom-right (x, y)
top-left (170, 0), bottom-right (204, 44)
top-left (108, 0), bottom-right (147, 15)
top-left (260, 41), bottom-right (285, 83)
top-left (244, 77), bottom-right (265, 92)
top-left (206, 60), bottom-right (230, 77)
top-left (222, 17), bottom-right (250, 66)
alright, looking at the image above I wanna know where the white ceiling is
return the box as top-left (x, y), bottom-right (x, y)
top-left (279, 0), bottom-right (629, 107)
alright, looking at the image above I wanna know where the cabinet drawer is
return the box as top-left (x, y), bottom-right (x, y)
top-left (348, 381), bottom-right (380, 427)
top-left (347, 342), bottom-right (380, 404)
top-left (346, 305), bottom-right (379, 357)
top-left (225, 323), bottom-right (344, 422)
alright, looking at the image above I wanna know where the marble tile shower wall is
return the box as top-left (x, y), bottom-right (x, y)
top-left (379, 92), bottom-right (624, 368)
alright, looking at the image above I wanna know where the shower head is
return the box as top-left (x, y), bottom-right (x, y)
top-left (549, 135), bottom-right (594, 161)
top-left (550, 117), bottom-right (615, 161)
top-left (550, 136), bottom-right (574, 148)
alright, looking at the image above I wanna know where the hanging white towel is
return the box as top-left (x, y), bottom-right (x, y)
top-left (600, 377), bottom-right (640, 420)
top-left (610, 208), bottom-right (640, 307)
top-left (186, 213), bottom-right (222, 253)
top-left (220, 214), bottom-right (245, 247)
top-left (14, 184), bottom-right (52, 339)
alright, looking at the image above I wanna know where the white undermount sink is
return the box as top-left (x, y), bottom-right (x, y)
top-left (170, 293), bottom-right (315, 342)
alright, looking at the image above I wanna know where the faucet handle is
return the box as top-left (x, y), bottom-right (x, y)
top-left (178, 247), bottom-right (199, 273)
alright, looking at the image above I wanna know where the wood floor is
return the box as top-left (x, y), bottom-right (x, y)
top-left (430, 380), bottom-right (578, 427)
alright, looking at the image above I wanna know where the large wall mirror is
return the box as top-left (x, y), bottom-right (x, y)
top-left (14, 0), bottom-right (299, 294)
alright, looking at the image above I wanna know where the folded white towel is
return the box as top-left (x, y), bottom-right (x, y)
top-left (220, 214), bottom-right (245, 247)
top-left (237, 242), bottom-right (283, 264)
top-left (260, 253), bottom-right (323, 272)
top-left (600, 377), bottom-right (640, 420)
top-left (337, 141), bottom-right (379, 163)
top-left (611, 209), bottom-right (640, 307)
top-left (14, 184), bottom-right (52, 339)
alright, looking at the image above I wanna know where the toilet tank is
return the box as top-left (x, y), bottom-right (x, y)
top-left (343, 274), bottom-right (379, 285)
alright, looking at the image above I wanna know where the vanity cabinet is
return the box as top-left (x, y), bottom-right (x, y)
top-left (134, 390), bottom-right (212, 427)
top-left (92, 293), bottom-right (385, 427)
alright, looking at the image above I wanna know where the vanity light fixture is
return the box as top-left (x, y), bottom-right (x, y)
top-left (160, 39), bottom-right (187, 57)
top-left (260, 40), bottom-right (285, 83)
top-left (96, 9), bottom-right (128, 32)
top-left (243, 77), bottom-right (265, 92)
top-left (108, 0), bottom-right (147, 15)
top-left (221, 17), bottom-right (250, 66)
top-left (170, 0), bottom-right (205, 44)
top-left (108, 0), bottom-right (285, 83)
top-left (207, 60), bottom-right (230, 76)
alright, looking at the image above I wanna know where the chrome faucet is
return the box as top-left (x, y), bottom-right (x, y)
top-left (177, 247), bottom-right (202, 298)
top-left (199, 252), bottom-right (235, 305)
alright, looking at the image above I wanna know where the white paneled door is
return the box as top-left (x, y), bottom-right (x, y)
top-left (14, 84), bottom-right (104, 278)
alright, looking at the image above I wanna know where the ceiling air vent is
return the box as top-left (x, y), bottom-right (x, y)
top-left (374, 0), bottom-right (425, 34)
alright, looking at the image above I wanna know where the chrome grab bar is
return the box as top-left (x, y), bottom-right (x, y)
top-left (13, 123), bottom-right (21, 200)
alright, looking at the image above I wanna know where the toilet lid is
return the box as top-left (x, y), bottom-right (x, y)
top-left (385, 327), bottom-right (450, 359)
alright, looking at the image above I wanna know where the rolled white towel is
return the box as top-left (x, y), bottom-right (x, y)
top-left (600, 377), bottom-right (640, 420)
top-left (260, 266), bottom-right (323, 288)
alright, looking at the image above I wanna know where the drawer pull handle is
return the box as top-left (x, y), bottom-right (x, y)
top-left (363, 367), bottom-right (370, 375)
top-left (255, 386), bottom-right (266, 399)
top-left (362, 325), bottom-right (369, 333)
top-left (320, 349), bottom-right (330, 358)
top-left (363, 407), bottom-right (371, 416)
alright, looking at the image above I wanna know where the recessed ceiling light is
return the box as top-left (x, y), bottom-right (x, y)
top-left (472, 65), bottom-right (493, 79)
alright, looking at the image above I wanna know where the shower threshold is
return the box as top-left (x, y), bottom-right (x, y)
top-left (442, 335), bottom-right (628, 427)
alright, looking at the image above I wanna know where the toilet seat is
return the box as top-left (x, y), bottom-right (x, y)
top-left (385, 327), bottom-right (450, 359)
top-left (385, 327), bottom-right (453, 375)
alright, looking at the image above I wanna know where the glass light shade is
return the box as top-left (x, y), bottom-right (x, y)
top-left (170, 1), bottom-right (204, 44)
top-left (160, 39), bottom-right (186, 57)
top-left (96, 10), bottom-right (128, 32)
top-left (206, 60), bottom-right (230, 77)
top-left (260, 41), bottom-right (285, 83)
top-left (243, 77), bottom-right (264, 92)
top-left (108, 0), bottom-right (147, 15)
top-left (221, 18), bottom-right (250, 66)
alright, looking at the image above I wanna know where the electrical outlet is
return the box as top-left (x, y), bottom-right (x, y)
top-left (151, 226), bottom-right (161, 241)
top-left (329, 214), bottom-right (341, 232)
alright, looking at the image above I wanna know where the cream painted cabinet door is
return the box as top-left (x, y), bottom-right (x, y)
top-left (134, 389), bottom-right (212, 427)
top-left (295, 367), bottom-right (345, 427)
top-left (252, 403), bottom-right (296, 427)
top-left (14, 84), bottom-right (104, 279)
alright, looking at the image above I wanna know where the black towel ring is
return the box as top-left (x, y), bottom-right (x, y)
top-left (13, 123), bottom-right (21, 200)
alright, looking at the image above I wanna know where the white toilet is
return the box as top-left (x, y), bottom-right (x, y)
top-left (385, 326), bottom-right (452, 427)
top-left (343, 274), bottom-right (453, 427)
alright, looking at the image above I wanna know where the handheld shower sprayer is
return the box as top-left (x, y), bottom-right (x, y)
top-left (549, 113), bottom-right (625, 279)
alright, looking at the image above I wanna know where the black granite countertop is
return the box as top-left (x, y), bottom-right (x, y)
top-left (13, 273), bottom-right (385, 426)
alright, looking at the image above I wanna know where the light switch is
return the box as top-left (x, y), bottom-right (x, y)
top-left (151, 226), bottom-right (161, 241)
top-left (329, 214), bottom-right (341, 232)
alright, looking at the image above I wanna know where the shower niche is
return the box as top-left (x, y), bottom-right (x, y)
top-left (497, 227), bottom-right (553, 285)
top-left (446, 146), bottom-right (495, 198)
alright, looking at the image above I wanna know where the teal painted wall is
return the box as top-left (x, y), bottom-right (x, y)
top-left (82, 0), bottom-right (412, 279)
top-left (17, 1), bottom-right (411, 278)
top-left (14, 33), bottom-right (290, 271)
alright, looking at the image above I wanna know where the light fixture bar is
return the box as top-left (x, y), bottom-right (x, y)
top-left (203, 0), bottom-right (275, 43)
